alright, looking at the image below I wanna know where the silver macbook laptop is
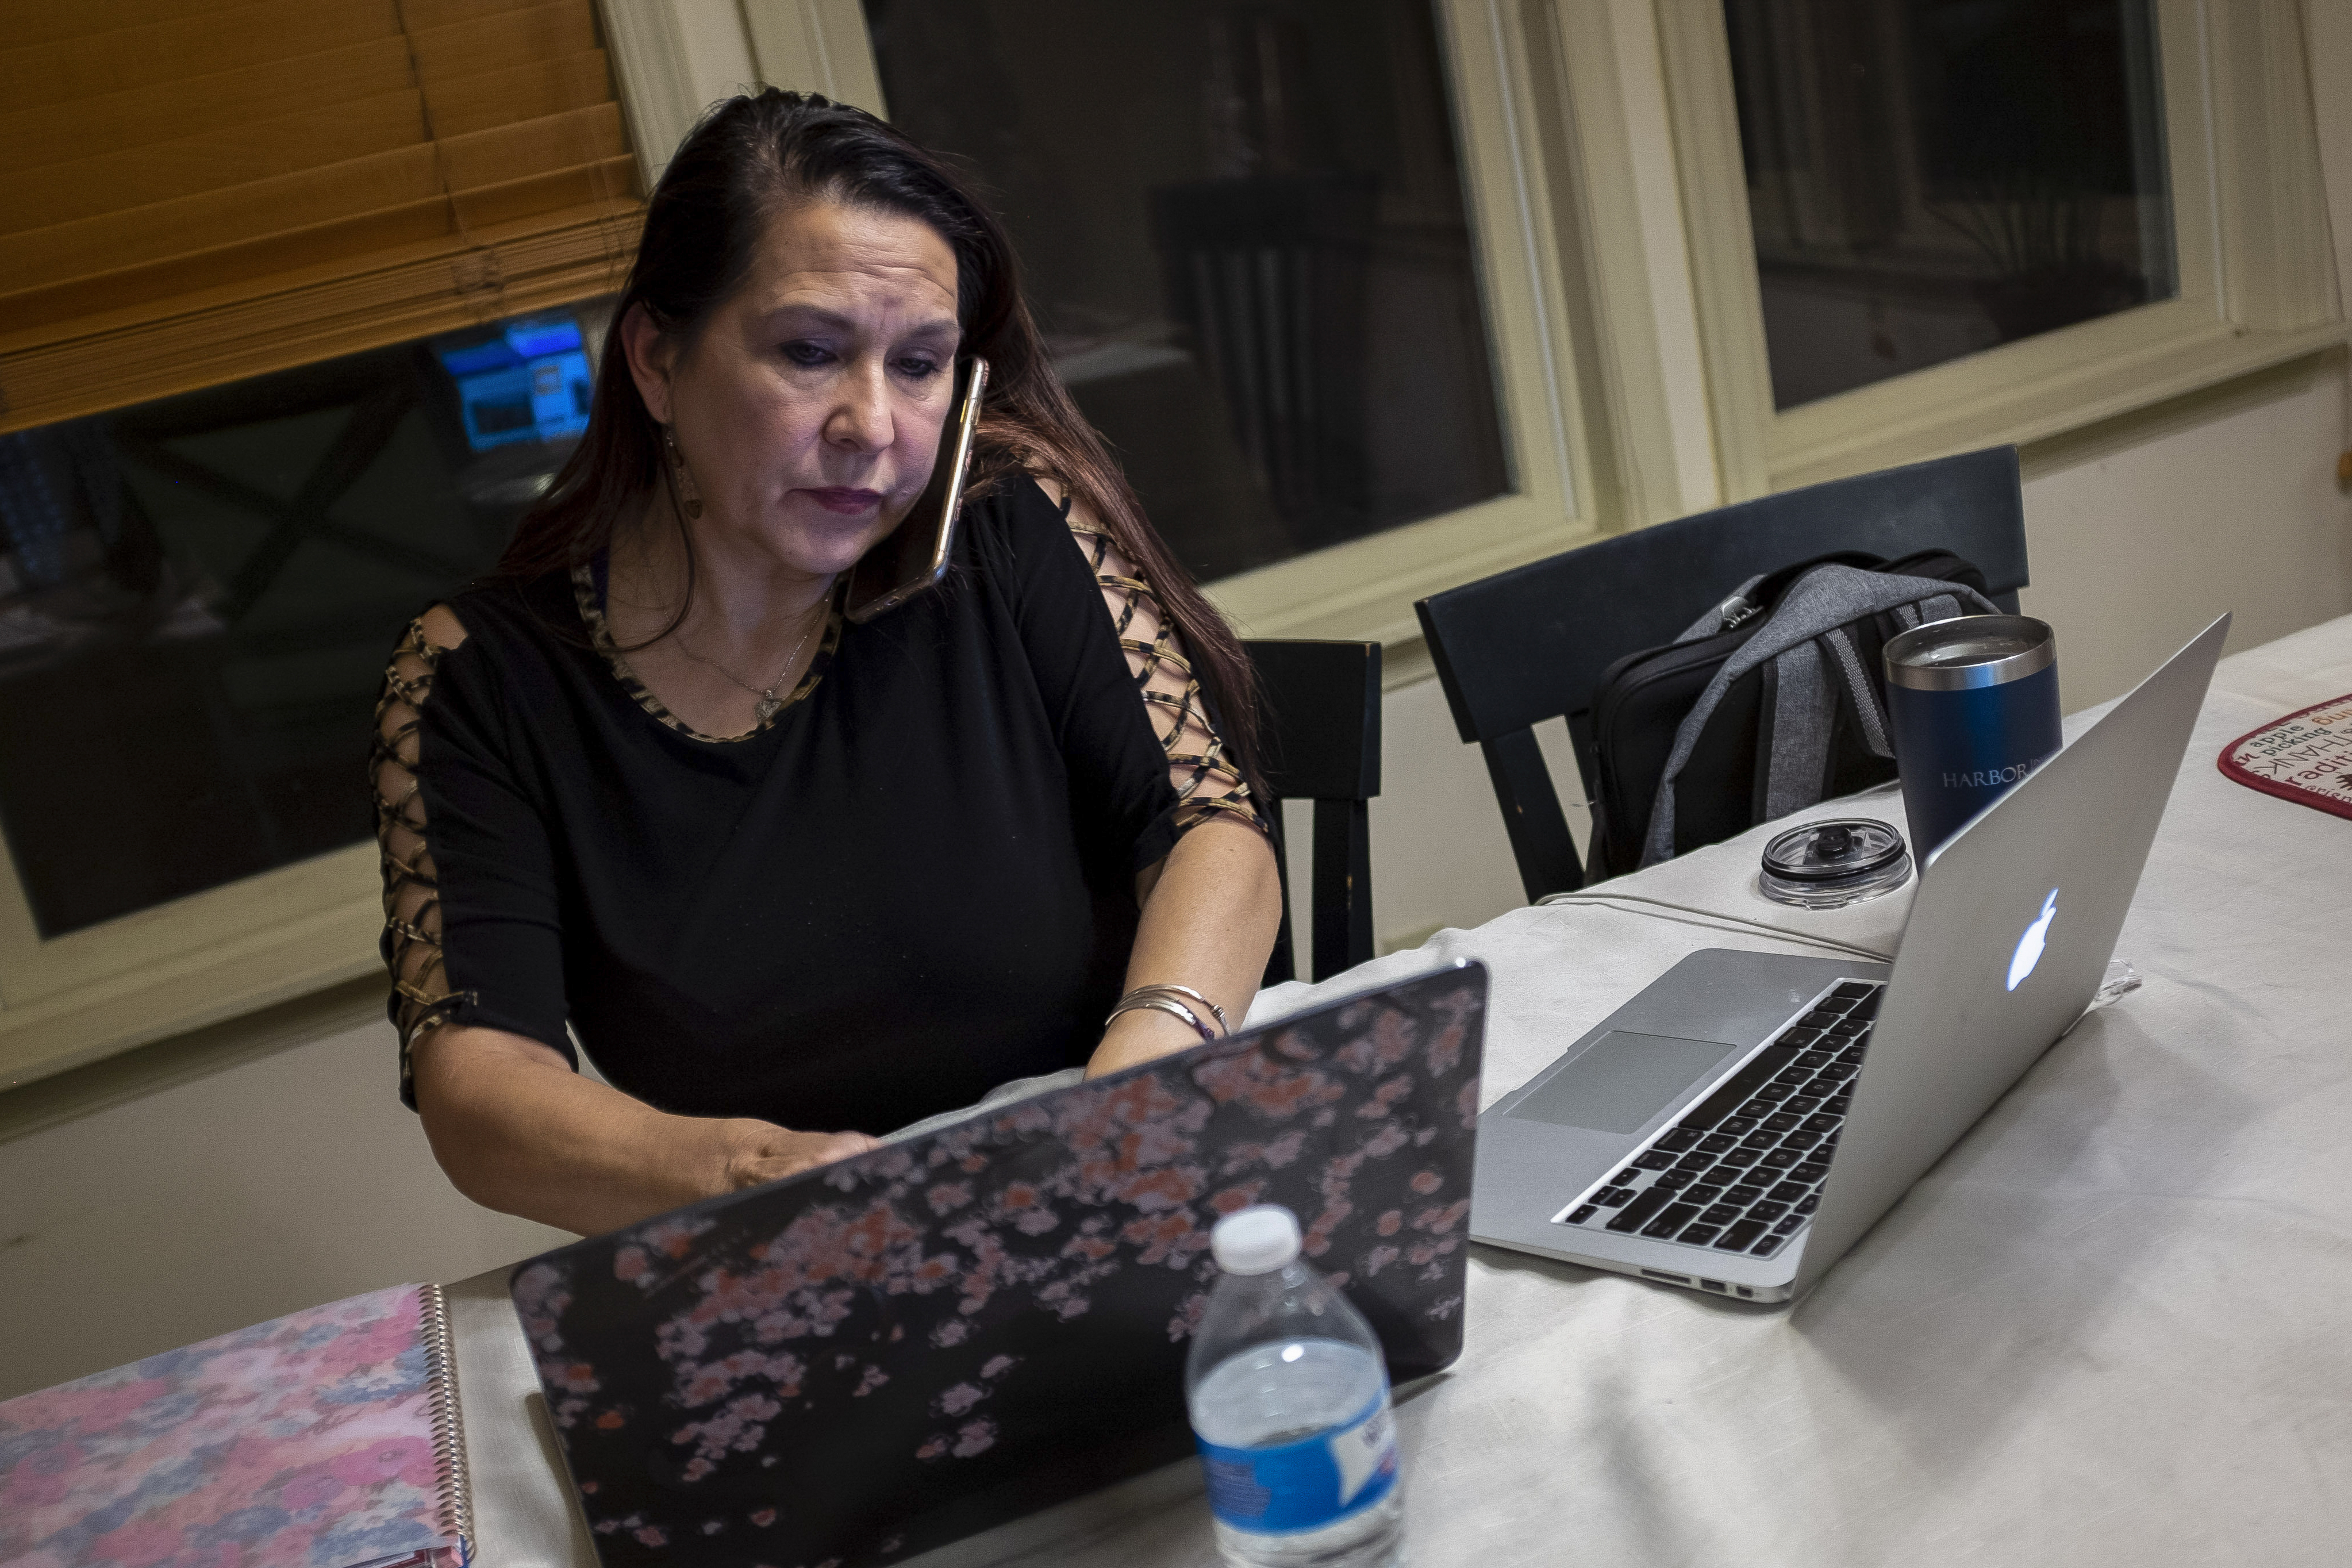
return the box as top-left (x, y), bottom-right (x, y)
top-left (1470, 613), bottom-right (2230, 1303)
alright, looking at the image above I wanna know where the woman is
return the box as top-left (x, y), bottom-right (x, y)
top-left (371, 91), bottom-right (1282, 1238)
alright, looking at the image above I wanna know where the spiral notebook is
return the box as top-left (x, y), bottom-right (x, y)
top-left (0, 1283), bottom-right (472, 1568)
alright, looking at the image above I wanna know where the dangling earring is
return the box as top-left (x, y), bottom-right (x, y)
top-left (661, 425), bottom-right (705, 520)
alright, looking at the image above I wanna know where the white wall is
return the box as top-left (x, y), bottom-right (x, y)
top-left (5, 6), bottom-right (2350, 1400)
top-left (0, 1003), bottom-right (569, 1401)
top-left (2017, 359), bottom-right (2352, 712)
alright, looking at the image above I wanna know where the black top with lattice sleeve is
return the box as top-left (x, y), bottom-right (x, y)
top-left (370, 474), bottom-right (1258, 1135)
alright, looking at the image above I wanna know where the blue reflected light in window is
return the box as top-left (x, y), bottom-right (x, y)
top-left (439, 314), bottom-right (594, 451)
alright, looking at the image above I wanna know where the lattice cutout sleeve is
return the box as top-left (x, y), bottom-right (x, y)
top-left (1067, 518), bottom-right (1263, 839)
top-left (372, 618), bottom-right (468, 1106)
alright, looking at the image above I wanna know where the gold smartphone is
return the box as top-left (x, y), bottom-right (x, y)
top-left (843, 356), bottom-right (989, 624)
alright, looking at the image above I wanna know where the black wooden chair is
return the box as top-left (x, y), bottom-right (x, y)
top-left (1414, 446), bottom-right (2032, 902)
top-left (1246, 639), bottom-right (1381, 985)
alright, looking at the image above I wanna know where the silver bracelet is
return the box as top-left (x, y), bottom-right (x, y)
top-left (1116, 983), bottom-right (1231, 1036)
top-left (1110, 987), bottom-right (1242, 1034)
top-left (1105, 995), bottom-right (1219, 1042)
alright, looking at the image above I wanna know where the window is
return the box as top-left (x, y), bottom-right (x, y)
top-left (0, 0), bottom-right (640, 434)
top-left (862, 0), bottom-right (1509, 583)
top-left (719, 0), bottom-right (1600, 645)
top-left (1658, 0), bottom-right (2341, 494)
top-left (0, 299), bottom-right (618, 1082)
top-left (0, 0), bottom-right (643, 1085)
top-left (0, 301), bottom-right (611, 939)
top-left (1725, 0), bottom-right (2176, 409)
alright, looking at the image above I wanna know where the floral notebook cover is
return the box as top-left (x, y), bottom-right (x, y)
top-left (0, 1283), bottom-right (469, 1568)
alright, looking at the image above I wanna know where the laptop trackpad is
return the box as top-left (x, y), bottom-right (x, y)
top-left (1507, 1031), bottom-right (1742, 1135)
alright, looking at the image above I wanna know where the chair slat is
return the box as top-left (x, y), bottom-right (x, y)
top-left (1247, 639), bottom-right (1381, 983)
top-left (1311, 798), bottom-right (1374, 983)
top-left (1480, 727), bottom-right (1582, 901)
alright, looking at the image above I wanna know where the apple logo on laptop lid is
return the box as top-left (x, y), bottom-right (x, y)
top-left (2008, 890), bottom-right (2058, 991)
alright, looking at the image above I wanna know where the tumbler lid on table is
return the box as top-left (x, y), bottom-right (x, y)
top-left (1759, 818), bottom-right (1912, 909)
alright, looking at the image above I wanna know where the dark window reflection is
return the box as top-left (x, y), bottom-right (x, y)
top-left (863, 0), bottom-right (1510, 581)
top-left (1724, 0), bottom-right (2175, 409)
top-left (0, 299), bottom-right (613, 937)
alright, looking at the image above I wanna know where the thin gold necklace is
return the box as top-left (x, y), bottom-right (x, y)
top-left (673, 602), bottom-right (827, 722)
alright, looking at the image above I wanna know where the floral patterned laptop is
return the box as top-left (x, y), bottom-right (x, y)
top-left (510, 962), bottom-right (1487, 1567)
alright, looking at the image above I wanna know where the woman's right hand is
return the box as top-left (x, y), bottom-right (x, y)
top-left (413, 1025), bottom-right (879, 1235)
top-left (706, 1119), bottom-right (880, 1193)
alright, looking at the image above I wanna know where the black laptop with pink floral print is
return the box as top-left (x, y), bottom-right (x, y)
top-left (509, 961), bottom-right (1488, 1568)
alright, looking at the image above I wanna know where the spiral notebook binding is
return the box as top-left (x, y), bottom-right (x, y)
top-left (418, 1283), bottom-right (474, 1554)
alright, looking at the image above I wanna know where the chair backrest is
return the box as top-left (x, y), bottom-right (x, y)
top-left (1244, 639), bottom-right (1381, 985)
top-left (1414, 446), bottom-right (2030, 901)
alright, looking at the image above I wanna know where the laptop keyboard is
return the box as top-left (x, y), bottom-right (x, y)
top-left (1553, 979), bottom-right (1882, 1260)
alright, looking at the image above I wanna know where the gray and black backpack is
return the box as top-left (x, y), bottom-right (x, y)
top-left (1585, 550), bottom-right (1999, 879)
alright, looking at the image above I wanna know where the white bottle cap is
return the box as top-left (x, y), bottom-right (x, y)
top-left (1210, 1205), bottom-right (1302, 1275)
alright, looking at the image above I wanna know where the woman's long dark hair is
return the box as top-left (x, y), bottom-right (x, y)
top-left (502, 89), bottom-right (1262, 790)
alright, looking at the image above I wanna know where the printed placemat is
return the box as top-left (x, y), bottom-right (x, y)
top-left (2217, 692), bottom-right (2352, 820)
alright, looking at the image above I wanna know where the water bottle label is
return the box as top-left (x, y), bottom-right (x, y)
top-left (1196, 1393), bottom-right (1398, 1535)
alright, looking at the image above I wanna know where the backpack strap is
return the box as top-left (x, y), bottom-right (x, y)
top-left (1757, 621), bottom-right (1904, 821)
top-left (1759, 638), bottom-right (1834, 820)
top-left (1758, 590), bottom-right (1970, 818)
top-left (1888, 592), bottom-right (1967, 634)
top-left (1818, 625), bottom-right (1893, 757)
top-left (1639, 565), bottom-right (1998, 867)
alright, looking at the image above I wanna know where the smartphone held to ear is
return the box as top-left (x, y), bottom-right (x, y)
top-left (843, 356), bottom-right (989, 624)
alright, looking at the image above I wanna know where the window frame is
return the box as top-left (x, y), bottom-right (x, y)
top-left (0, 0), bottom-right (663, 1089)
top-left (0, 841), bottom-right (383, 1087)
top-left (1654, 0), bottom-right (2345, 497)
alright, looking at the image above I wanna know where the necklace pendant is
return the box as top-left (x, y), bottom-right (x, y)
top-left (755, 693), bottom-right (783, 722)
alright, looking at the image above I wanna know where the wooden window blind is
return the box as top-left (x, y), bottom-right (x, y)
top-left (0, 0), bottom-right (644, 436)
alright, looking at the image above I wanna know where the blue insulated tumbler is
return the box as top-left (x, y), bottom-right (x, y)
top-left (1884, 614), bottom-right (2061, 856)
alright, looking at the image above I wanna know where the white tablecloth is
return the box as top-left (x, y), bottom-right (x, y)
top-left (451, 616), bottom-right (2352, 1568)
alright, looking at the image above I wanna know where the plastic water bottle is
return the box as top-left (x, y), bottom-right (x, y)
top-left (1185, 1205), bottom-right (1405, 1568)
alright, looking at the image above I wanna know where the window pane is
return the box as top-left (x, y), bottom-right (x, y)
top-left (0, 299), bottom-right (612, 937)
top-left (862, 0), bottom-right (1510, 581)
top-left (1724, 0), bottom-right (2176, 409)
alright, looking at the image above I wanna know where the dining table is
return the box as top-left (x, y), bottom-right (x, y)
top-left (443, 612), bottom-right (2352, 1568)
